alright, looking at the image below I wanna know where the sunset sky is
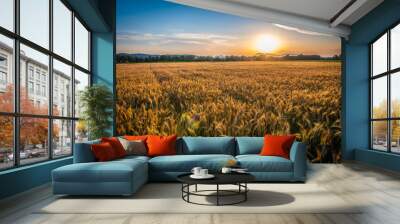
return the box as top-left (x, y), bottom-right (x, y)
top-left (117, 0), bottom-right (341, 57)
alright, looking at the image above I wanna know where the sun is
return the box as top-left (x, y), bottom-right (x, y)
top-left (254, 35), bottom-right (280, 53)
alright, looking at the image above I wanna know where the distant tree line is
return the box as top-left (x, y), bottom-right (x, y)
top-left (116, 53), bottom-right (341, 63)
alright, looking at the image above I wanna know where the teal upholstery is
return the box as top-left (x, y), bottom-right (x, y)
top-left (236, 137), bottom-right (263, 155)
top-left (180, 137), bottom-right (235, 155)
top-left (73, 140), bottom-right (100, 163)
top-left (290, 141), bottom-right (307, 181)
top-left (236, 155), bottom-right (293, 172)
top-left (149, 154), bottom-right (234, 172)
top-left (52, 157), bottom-right (148, 195)
top-left (53, 137), bottom-right (307, 195)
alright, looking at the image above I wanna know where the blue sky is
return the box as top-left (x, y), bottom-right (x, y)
top-left (117, 0), bottom-right (340, 56)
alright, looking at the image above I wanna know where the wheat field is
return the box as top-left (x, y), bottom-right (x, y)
top-left (116, 61), bottom-right (341, 162)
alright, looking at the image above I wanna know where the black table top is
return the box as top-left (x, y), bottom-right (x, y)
top-left (177, 172), bottom-right (255, 185)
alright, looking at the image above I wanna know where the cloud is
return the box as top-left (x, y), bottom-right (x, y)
top-left (274, 24), bottom-right (331, 36)
top-left (117, 32), bottom-right (238, 46)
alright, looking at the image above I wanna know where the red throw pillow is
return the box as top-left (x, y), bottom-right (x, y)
top-left (146, 135), bottom-right (177, 157)
top-left (260, 135), bottom-right (296, 159)
top-left (101, 137), bottom-right (127, 158)
top-left (91, 142), bottom-right (117, 161)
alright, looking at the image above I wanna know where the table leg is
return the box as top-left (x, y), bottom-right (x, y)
top-left (195, 184), bottom-right (198, 192)
top-left (217, 184), bottom-right (219, 206)
top-left (245, 183), bottom-right (247, 201)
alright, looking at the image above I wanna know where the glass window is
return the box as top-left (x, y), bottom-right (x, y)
top-left (391, 24), bottom-right (400, 70)
top-left (0, 116), bottom-right (14, 169)
top-left (75, 120), bottom-right (88, 143)
top-left (53, 119), bottom-right (72, 157)
top-left (0, 0), bottom-right (14, 31)
top-left (53, 0), bottom-right (72, 60)
top-left (28, 81), bottom-right (34, 93)
top-left (28, 67), bottom-right (34, 80)
top-left (372, 33), bottom-right (387, 76)
top-left (391, 72), bottom-right (400, 118)
top-left (74, 69), bottom-right (89, 117)
top-left (20, 0), bottom-right (49, 49)
top-left (74, 18), bottom-right (89, 70)
top-left (19, 117), bottom-right (49, 165)
top-left (391, 120), bottom-right (400, 153)
top-left (371, 25), bottom-right (400, 154)
top-left (372, 76), bottom-right (387, 119)
top-left (53, 59), bottom-right (72, 117)
top-left (20, 44), bottom-right (49, 115)
top-left (0, 34), bottom-right (14, 113)
top-left (372, 121), bottom-right (388, 151)
top-left (0, 0), bottom-right (91, 170)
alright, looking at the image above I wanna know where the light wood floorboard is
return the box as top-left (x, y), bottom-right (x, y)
top-left (1, 162), bottom-right (400, 224)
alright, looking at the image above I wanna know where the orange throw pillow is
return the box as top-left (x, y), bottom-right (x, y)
top-left (146, 135), bottom-right (177, 157)
top-left (260, 135), bottom-right (296, 159)
top-left (91, 142), bottom-right (117, 161)
top-left (124, 135), bottom-right (148, 141)
top-left (101, 137), bottom-right (127, 158)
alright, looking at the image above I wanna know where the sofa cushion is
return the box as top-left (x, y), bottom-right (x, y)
top-left (91, 142), bottom-right (118, 161)
top-left (53, 158), bottom-right (147, 183)
top-left (149, 154), bottom-right (235, 172)
top-left (236, 137), bottom-right (264, 155)
top-left (118, 137), bottom-right (147, 156)
top-left (260, 135), bottom-right (296, 159)
top-left (101, 137), bottom-right (127, 158)
top-left (180, 137), bottom-right (235, 155)
top-left (236, 155), bottom-right (293, 172)
top-left (147, 135), bottom-right (177, 157)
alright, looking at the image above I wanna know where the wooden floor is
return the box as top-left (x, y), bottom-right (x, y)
top-left (1, 162), bottom-right (400, 224)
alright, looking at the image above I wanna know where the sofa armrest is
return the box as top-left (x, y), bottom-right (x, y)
top-left (289, 141), bottom-right (307, 182)
top-left (73, 140), bottom-right (100, 163)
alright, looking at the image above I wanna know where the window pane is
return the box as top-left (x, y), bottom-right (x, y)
top-left (74, 69), bottom-right (89, 117)
top-left (391, 72), bottom-right (400, 118)
top-left (0, 0), bottom-right (14, 31)
top-left (20, 117), bottom-right (49, 165)
top-left (372, 76), bottom-right (387, 119)
top-left (391, 24), bottom-right (400, 70)
top-left (20, 44), bottom-right (49, 115)
top-left (372, 121), bottom-right (388, 151)
top-left (75, 18), bottom-right (89, 70)
top-left (75, 120), bottom-right (88, 143)
top-left (391, 120), bottom-right (400, 153)
top-left (20, 0), bottom-right (49, 49)
top-left (372, 33), bottom-right (387, 76)
top-left (0, 34), bottom-right (14, 112)
top-left (0, 116), bottom-right (13, 170)
top-left (53, 119), bottom-right (72, 157)
top-left (53, 59), bottom-right (72, 117)
top-left (53, 0), bottom-right (72, 60)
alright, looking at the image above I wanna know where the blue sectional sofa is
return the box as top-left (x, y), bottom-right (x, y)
top-left (52, 137), bottom-right (307, 196)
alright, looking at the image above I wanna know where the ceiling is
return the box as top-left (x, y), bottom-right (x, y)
top-left (168, 0), bottom-right (384, 38)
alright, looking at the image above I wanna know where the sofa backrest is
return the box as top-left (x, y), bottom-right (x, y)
top-left (235, 137), bottom-right (264, 155)
top-left (74, 139), bottom-right (100, 163)
top-left (179, 137), bottom-right (236, 155)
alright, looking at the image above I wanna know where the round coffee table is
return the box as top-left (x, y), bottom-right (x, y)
top-left (177, 173), bottom-right (255, 206)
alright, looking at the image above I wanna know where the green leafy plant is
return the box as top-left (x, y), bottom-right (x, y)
top-left (80, 84), bottom-right (113, 140)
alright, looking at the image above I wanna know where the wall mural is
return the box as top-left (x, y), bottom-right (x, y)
top-left (116, 0), bottom-right (342, 162)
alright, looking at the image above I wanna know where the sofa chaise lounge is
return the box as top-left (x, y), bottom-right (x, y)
top-left (52, 137), bottom-right (307, 196)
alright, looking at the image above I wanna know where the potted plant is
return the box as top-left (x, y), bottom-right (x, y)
top-left (79, 84), bottom-right (113, 140)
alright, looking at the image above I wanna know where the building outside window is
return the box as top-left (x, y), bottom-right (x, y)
top-left (0, 54), bottom-right (7, 89)
top-left (28, 81), bottom-right (34, 94)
